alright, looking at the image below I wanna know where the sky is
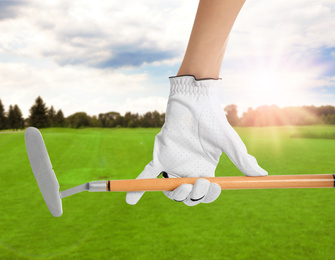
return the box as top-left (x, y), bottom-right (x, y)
top-left (0, 0), bottom-right (334, 118)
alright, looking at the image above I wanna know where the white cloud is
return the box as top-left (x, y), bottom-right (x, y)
top-left (0, 0), bottom-right (197, 68)
top-left (0, 0), bottom-right (334, 119)
top-left (0, 62), bottom-right (149, 117)
top-left (232, 0), bottom-right (335, 55)
top-left (1, 0), bottom-right (334, 68)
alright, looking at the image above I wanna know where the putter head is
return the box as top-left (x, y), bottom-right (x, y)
top-left (25, 127), bottom-right (63, 217)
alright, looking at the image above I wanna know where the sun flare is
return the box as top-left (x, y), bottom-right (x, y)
top-left (245, 67), bottom-right (307, 107)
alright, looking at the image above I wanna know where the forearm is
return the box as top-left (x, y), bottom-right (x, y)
top-left (177, 0), bottom-right (246, 79)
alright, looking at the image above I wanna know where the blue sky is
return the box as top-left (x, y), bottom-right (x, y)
top-left (0, 0), bottom-right (334, 117)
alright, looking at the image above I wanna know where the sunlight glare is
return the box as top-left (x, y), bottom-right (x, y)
top-left (247, 68), bottom-right (301, 106)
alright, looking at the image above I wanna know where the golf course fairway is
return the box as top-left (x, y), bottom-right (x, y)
top-left (0, 126), bottom-right (334, 259)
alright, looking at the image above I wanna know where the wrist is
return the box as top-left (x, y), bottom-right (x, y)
top-left (169, 75), bottom-right (222, 97)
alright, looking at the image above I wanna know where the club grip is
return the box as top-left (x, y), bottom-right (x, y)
top-left (106, 174), bottom-right (335, 192)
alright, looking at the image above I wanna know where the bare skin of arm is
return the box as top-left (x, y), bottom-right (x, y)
top-left (177, 0), bottom-right (246, 79)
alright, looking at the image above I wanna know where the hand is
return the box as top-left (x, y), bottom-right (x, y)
top-left (161, 172), bottom-right (222, 206)
top-left (126, 75), bottom-right (267, 206)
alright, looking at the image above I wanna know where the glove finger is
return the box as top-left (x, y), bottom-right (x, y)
top-left (244, 154), bottom-right (268, 176)
top-left (183, 178), bottom-right (210, 206)
top-left (219, 119), bottom-right (268, 177)
top-left (203, 183), bottom-right (221, 203)
top-left (163, 184), bottom-right (192, 202)
top-left (126, 161), bottom-right (162, 205)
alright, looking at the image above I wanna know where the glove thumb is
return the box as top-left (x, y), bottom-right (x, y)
top-left (126, 160), bottom-right (162, 205)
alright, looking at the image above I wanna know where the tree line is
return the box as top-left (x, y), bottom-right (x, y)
top-left (224, 104), bottom-right (335, 126)
top-left (1, 97), bottom-right (335, 131)
top-left (0, 96), bottom-right (165, 130)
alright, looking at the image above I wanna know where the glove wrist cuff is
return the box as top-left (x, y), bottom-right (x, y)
top-left (169, 75), bottom-right (222, 97)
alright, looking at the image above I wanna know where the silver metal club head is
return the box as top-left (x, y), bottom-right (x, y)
top-left (25, 127), bottom-right (63, 217)
top-left (25, 127), bottom-right (106, 217)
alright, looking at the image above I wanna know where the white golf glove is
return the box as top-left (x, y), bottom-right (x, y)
top-left (126, 75), bottom-right (268, 206)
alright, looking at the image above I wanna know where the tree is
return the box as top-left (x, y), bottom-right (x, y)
top-left (67, 112), bottom-right (90, 128)
top-left (0, 99), bottom-right (7, 130)
top-left (28, 96), bottom-right (49, 128)
top-left (13, 105), bottom-right (24, 130)
top-left (241, 107), bottom-right (255, 127)
top-left (160, 113), bottom-right (165, 126)
top-left (141, 112), bottom-right (153, 127)
top-left (131, 113), bottom-right (140, 127)
top-left (7, 105), bottom-right (14, 130)
top-left (123, 112), bottom-right (132, 127)
top-left (7, 104), bottom-right (24, 130)
top-left (152, 110), bottom-right (162, 127)
top-left (114, 113), bottom-right (124, 127)
top-left (48, 106), bottom-right (57, 127)
top-left (56, 109), bottom-right (66, 127)
top-left (224, 104), bottom-right (240, 126)
top-left (99, 112), bottom-right (121, 127)
top-left (98, 113), bottom-right (107, 127)
top-left (321, 114), bottom-right (335, 124)
top-left (90, 115), bottom-right (102, 127)
top-left (252, 105), bottom-right (284, 126)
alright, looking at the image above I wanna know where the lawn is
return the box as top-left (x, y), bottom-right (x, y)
top-left (0, 126), bottom-right (334, 259)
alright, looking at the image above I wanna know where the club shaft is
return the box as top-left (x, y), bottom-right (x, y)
top-left (104, 174), bottom-right (335, 192)
top-left (60, 183), bottom-right (89, 198)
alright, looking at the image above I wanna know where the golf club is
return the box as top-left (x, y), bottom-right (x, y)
top-left (25, 127), bottom-right (335, 217)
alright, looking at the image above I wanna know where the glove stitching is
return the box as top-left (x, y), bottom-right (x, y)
top-left (170, 82), bottom-right (211, 97)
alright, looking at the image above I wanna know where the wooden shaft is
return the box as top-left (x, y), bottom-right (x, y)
top-left (107, 174), bottom-right (335, 192)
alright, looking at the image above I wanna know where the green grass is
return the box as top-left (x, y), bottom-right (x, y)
top-left (0, 126), bottom-right (334, 260)
top-left (290, 125), bottom-right (335, 139)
